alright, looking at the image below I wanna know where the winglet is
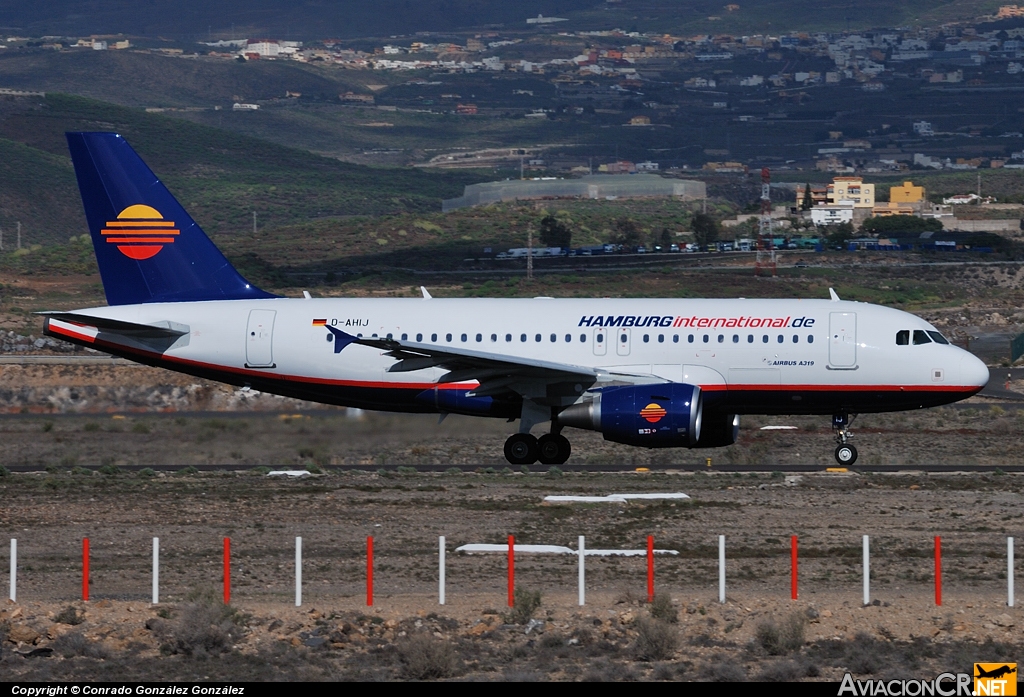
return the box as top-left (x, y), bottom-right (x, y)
top-left (326, 325), bottom-right (359, 354)
top-left (421, 286), bottom-right (432, 299)
top-left (829, 287), bottom-right (840, 302)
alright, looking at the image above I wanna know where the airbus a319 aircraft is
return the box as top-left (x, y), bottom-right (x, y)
top-left (43, 133), bottom-right (990, 466)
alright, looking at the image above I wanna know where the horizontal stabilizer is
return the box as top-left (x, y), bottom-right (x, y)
top-left (39, 312), bottom-right (188, 339)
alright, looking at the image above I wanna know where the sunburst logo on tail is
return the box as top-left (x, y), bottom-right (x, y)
top-left (101, 204), bottom-right (179, 260)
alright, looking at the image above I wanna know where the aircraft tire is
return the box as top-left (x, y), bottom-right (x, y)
top-left (834, 444), bottom-right (858, 466)
top-left (505, 433), bottom-right (539, 465)
top-left (537, 434), bottom-right (571, 465)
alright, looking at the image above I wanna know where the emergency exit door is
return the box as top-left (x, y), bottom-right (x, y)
top-left (245, 309), bottom-right (276, 368)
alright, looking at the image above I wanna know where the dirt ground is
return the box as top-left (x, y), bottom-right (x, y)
top-left (2, 468), bottom-right (1023, 681)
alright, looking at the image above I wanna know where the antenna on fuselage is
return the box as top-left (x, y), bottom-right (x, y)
top-left (829, 287), bottom-right (840, 302)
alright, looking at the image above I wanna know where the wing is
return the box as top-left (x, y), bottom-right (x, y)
top-left (329, 325), bottom-right (663, 404)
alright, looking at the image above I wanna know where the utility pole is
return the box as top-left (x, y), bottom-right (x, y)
top-left (520, 157), bottom-right (524, 180)
top-left (527, 226), bottom-right (533, 282)
top-left (978, 173), bottom-right (981, 198)
top-left (0, 225), bottom-right (4, 251)
top-left (253, 212), bottom-right (257, 235)
top-left (16, 221), bottom-right (20, 250)
top-left (755, 168), bottom-right (776, 277)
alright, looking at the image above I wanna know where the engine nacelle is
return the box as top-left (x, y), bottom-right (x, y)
top-left (693, 414), bottom-right (740, 448)
top-left (557, 384), bottom-right (702, 448)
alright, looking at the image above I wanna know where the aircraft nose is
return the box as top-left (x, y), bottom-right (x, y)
top-left (960, 353), bottom-right (990, 388)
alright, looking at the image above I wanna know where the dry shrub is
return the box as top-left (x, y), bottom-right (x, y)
top-left (157, 592), bottom-right (245, 658)
top-left (51, 631), bottom-right (111, 659)
top-left (648, 593), bottom-right (678, 623)
top-left (506, 587), bottom-right (542, 625)
top-left (54, 606), bottom-right (85, 626)
top-left (398, 633), bottom-right (460, 680)
top-left (701, 653), bottom-right (748, 682)
top-left (632, 617), bottom-right (678, 661)
top-left (755, 612), bottom-right (806, 655)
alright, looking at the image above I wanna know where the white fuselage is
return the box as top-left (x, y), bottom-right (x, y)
top-left (46, 296), bottom-right (989, 419)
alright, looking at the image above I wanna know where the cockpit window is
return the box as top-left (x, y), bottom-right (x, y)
top-left (896, 330), bottom-right (909, 345)
top-left (927, 331), bottom-right (950, 345)
top-left (912, 330), bottom-right (932, 345)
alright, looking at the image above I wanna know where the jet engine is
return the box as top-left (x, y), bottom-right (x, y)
top-left (556, 384), bottom-right (702, 448)
top-left (693, 413), bottom-right (740, 448)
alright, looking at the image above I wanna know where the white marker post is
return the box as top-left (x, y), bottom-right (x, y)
top-left (1009, 537), bottom-right (1015, 608)
top-left (152, 537), bottom-right (159, 605)
top-left (718, 535), bottom-right (726, 604)
top-left (578, 536), bottom-right (585, 606)
top-left (295, 537), bottom-right (303, 607)
top-left (863, 535), bottom-right (870, 606)
top-left (9, 539), bottom-right (16, 603)
top-left (438, 536), bottom-right (446, 606)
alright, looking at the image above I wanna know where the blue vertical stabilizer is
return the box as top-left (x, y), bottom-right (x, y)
top-left (66, 132), bottom-right (276, 305)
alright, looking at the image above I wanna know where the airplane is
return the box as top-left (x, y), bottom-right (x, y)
top-left (41, 132), bottom-right (990, 467)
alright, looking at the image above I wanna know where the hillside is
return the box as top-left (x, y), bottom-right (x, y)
top-left (0, 50), bottom-right (371, 108)
top-left (0, 0), bottom-right (1003, 40)
top-left (0, 93), bottom-right (487, 245)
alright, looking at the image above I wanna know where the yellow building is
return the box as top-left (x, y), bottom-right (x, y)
top-left (871, 201), bottom-right (916, 217)
top-left (827, 176), bottom-right (874, 208)
top-left (890, 181), bottom-right (925, 204)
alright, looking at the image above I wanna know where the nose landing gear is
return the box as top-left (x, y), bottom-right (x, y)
top-left (833, 413), bottom-right (858, 466)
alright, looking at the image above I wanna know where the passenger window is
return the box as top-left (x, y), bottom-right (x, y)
top-left (673, 334), bottom-right (679, 343)
top-left (372, 333), bottom-right (378, 338)
top-left (732, 334), bottom-right (739, 343)
top-left (521, 334), bottom-right (527, 342)
top-left (747, 335), bottom-right (753, 343)
top-left (717, 334), bottom-right (724, 343)
top-left (620, 333), bottom-right (627, 344)
top-left (476, 333), bottom-right (482, 342)
top-left (401, 333), bottom-right (407, 340)
top-left (913, 330), bottom-right (932, 345)
top-left (807, 335), bottom-right (814, 344)
top-left (550, 333), bottom-right (556, 342)
top-left (927, 331), bottom-right (950, 345)
top-left (565, 334), bottom-right (572, 342)
top-left (688, 334), bottom-right (694, 343)
top-left (461, 333), bottom-right (467, 342)
top-left (658, 334), bottom-right (664, 343)
top-left (535, 334), bottom-right (542, 342)
top-left (580, 334), bottom-right (587, 342)
top-left (431, 333), bottom-right (437, 342)
top-left (777, 335), bottom-right (783, 344)
top-left (490, 333), bottom-right (497, 342)
top-left (793, 335), bottom-right (799, 343)
top-left (702, 334), bottom-right (709, 343)
top-left (386, 333), bottom-right (393, 340)
top-left (416, 333), bottom-right (423, 342)
top-left (643, 334), bottom-right (650, 343)
top-left (506, 333), bottom-right (512, 342)
top-left (596, 333), bottom-right (604, 343)
top-left (446, 333), bottom-right (452, 342)
top-left (896, 330), bottom-right (909, 346)
top-left (762, 335), bottom-right (769, 343)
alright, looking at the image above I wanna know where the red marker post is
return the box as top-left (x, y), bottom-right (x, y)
top-left (646, 535), bottom-right (654, 602)
top-left (791, 535), bottom-right (798, 600)
top-left (367, 536), bottom-right (374, 607)
top-left (82, 538), bottom-right (90, 602)
top-left (935, 536), bottom-right (942, 606)
top-left (223, 537), bottom-right (231, 605)
top-left (507, 535), bottom-right (515, 607)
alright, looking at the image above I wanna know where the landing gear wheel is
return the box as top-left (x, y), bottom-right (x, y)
top-left (834, 444), bottom-right (858, 466)
top-left (504, 433), bottom-right (539, 465)
top-left (537, 434), bottom-right (571, 465)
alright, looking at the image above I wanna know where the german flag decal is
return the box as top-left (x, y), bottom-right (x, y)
top-left (640, 403), bottom-right (667, 423)
top-left (312, 319), bottom-right (327, 326)
top-left (101, 204), bottom-right (178, 260)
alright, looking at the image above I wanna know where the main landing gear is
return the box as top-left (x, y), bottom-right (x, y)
top-left (833, 413), bottom-right (858, 466)
top-left (504, 432), bottom-right (571, 466)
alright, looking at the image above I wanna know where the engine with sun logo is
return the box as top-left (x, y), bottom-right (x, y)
top-left (556, 383), bottom-right (703, 448)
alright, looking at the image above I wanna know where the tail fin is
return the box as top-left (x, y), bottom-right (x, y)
top-left (66, 132), bottom-right (276, 305)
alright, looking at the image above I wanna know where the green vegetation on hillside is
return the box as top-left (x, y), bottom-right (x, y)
top-left (0, 93), bottom-right (489, 245)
